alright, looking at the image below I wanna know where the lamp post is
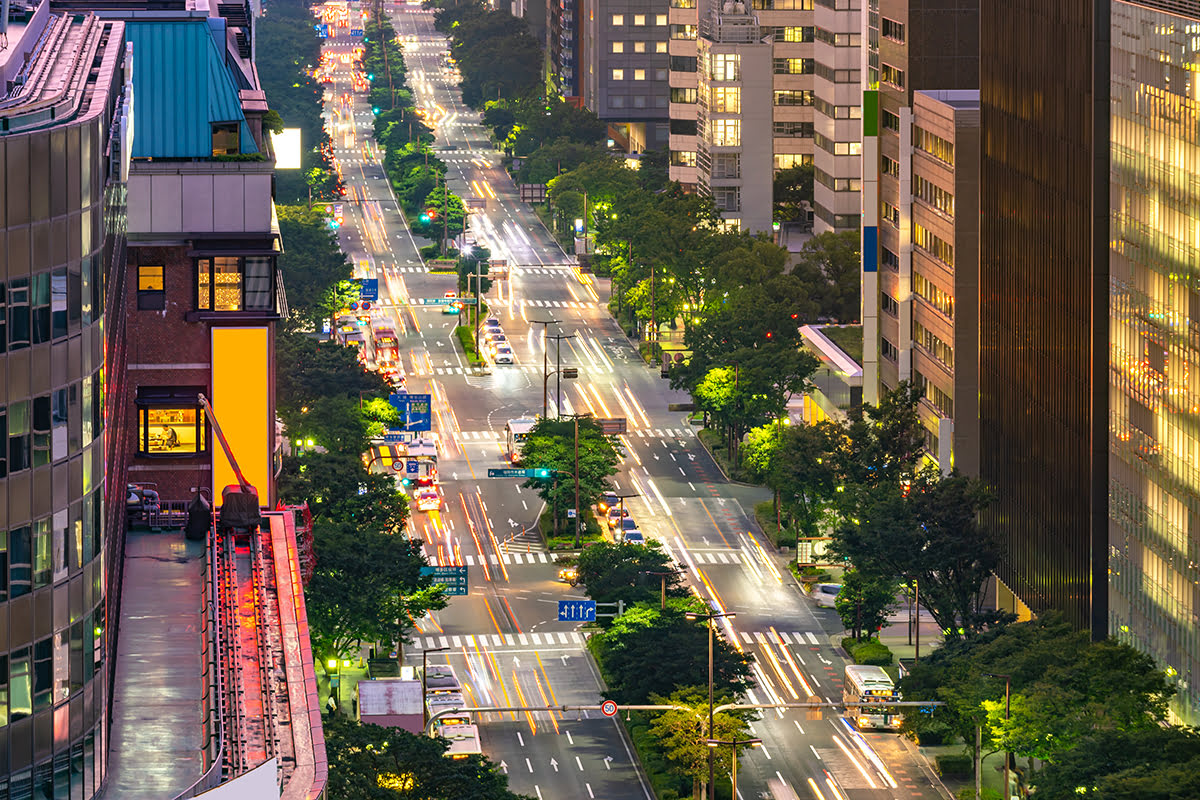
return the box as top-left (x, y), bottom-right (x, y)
top-left (421, 645), bottom-right (450, 726)
top-left (985, 672), bottom-right (1012, 800)
top-left (531, 318), bottom-right (560, 419)
top-left (686, 609), bottom-right (735, 800)
top-left (640, 568), bottom-right (684, 610)
top-left (545, 332), bottom-right (576, 417)
top-left (706, 737), bottom-right (761, 800)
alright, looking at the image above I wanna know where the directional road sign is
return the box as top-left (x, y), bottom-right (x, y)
top-left (383, 429), bottom-right (407, 443)
top-left (350, 27), bottom-right (364, 35)
top-left (357, 278), bottom-right (379, 301)
top-left (406, 460), bottom-right (419, 474)
top-left (558, 599), bottom-right (596, 622)
top-left (487, 468), bottom-right (534, 478)
top-left (388, 393), bottom-right (432, 432)
top-left (418, 297), bottom-right (460, 306)
top-left (420, 565), bottom-right (468, 596)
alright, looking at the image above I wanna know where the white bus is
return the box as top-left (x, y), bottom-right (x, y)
top-left (843, 664), bottom-right (903, 730)
top-left (432, 718), bottom-right (482, 760)
top-left (505, 418), bottom-right (538, 464)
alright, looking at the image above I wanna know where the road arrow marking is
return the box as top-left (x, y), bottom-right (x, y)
top-left (561, 654), bottom-right (569, 665)
top-left (499, 760), bottom-right (509, 773)
top-left (603, 756), bottom-right (613, 770)
top-left (509, 518), bottom-right (518, 527)
top-left (513, 655), bottom-right (521, 668)
top-left (550, 758), bottom-right (559, 773)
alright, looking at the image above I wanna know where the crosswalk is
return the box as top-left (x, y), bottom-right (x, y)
top-left (428, 546), bottom-right (747, 568)
top-left (369, 297), bottom-right (603, 310)
top-left (407, 629), bottom-right (826, 652)
top-left (448, 427), bottom-right (696, 441)
top-left (352, 264), bottom-right (580, 276)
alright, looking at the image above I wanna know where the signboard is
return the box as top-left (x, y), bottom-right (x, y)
top-left (487, 468), bottom-right (533, 478)
top-left (358, 278), bottom-right (379, 301)
top-left (519, 184), bottom-right (547, 203)
top-left (600, 700), bottom-right (618, 717)
top-left (350, 27), bottom-right (364, 35)
top-left (558, 600), bottom-right (596, 622)
top-left (383, 430), bottom-right (406, 443)
top-left (420, 565), bottom-right (468, 596)
top-left (315, 22), bottom-right (329, 37)
top-left (418, 298), bottom-right (460, 306)
top-left (406, 460), bottom-right (419, 474)
top-left (388, 393), bottom-right (432, 432)
top-left (597, 418), bottom-right (627, 435)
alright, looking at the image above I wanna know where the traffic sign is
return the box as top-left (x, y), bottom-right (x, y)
top-left (388, 393), bottom-right (432, 432)
top-left (598, 418), bottom-right (627, 435)
top-left (600, 700), bottom-right (618, 717)
top-left (487, 468), bottom-right (533, 478)
top-left (406, 460), bottom-right (419, 474)
top-left (558, 599), bottom-right (596, 622)
top-left (350, 27), bottom-right (364, 35)
top-left (418, 297), bottom-right (460, 306)
top-left (383, 430), bottom-right (405, 443)
top-left (421, 565), bottom-right (468, 596)
top-left (358, 278), bottom-right (379, 301)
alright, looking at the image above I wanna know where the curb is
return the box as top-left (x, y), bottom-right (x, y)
top-left (692, 428), bottom-right (763, 488)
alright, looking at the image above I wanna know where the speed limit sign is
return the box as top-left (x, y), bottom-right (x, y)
top-left (600, 700), bottom-right (618, 717)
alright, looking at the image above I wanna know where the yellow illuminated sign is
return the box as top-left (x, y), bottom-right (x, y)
top-left (212, 327), bottom-right (272, 506)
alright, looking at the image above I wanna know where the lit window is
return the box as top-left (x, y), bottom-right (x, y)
top-left (612, 41), bottom-right (624, 53)
top-left (634, 41), bottom-right (646, 52)
top-left (710, 53), bottom-right (740, 81)
top-left (708, 118), bottom-right (741, 146)
top-left (136, 387), bottom-right (208, 457)
top-left (712, 86), bottom-right (740, 113)
top-left (211, 123), bottom-right (239, 157)
top-left (656, 41), bottom-right (668, 53)
top-left (634, 69), bottom-right (646, 80)
top-left (612, 69), bottom-right (625, 80)
top-left (656, 14), bottom-right (667, 24)
top-left (634, 14), bottom-right (646, 25)
top-left (195, 256), bottom-right (275, 312)
top-left (137, 265), bottom-right (165, 311)
top-left (612, 14), bottom-right (624, 24)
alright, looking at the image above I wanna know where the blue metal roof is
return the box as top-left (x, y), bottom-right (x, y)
top-left (126, 20), bottom-right (258, 158)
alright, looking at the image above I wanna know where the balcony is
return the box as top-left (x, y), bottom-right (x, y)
top-left (127, 158), bottom-right (275, 238)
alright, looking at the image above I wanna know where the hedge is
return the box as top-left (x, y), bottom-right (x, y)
top-left (841, 636), bottom-right (894, 666)
top-left (936, 753), bottom-right (972, 777)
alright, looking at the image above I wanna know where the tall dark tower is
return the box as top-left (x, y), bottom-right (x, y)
top-left (978, 0), bottom-right (1110, 637)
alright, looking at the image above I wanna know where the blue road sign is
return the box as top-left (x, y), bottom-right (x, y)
top-left (350, 28), bottom-right (364, 36)
top-left (315, 23), bottom-right (329, 37)
top-left (358, 278), bottom-right (379, 301)
top-left (406, 460), bottom-right (419, 474)
top-left (384, 429), bottom-right (405, 443)
top-left (419, 297), bottom-right (460, 306)
top-left (421, 565), bottom-right (468, 596)
top-left (388, 393), bottom-right (432, 432)
top-left (558, 600), bottom-right (596, 623)
top-left (487, 468), bottom-right (534, 478)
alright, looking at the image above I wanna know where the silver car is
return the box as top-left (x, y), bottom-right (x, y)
top-left (812, 583), bottom-right (842, 608)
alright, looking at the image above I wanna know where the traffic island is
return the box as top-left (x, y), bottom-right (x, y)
top-left (454, 325), bottom-right (484, 366)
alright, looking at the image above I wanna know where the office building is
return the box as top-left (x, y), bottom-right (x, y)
top-left (0, 1), bottom-right (130, 794)
top-left (1109, 0), bottom-right (1200, 724)
top-left (978, 0), bottom-right (1109, 635)
top-left (810, 0), bottom-right (861, 233)
top-left (668, 0), bottom-right (814, 232)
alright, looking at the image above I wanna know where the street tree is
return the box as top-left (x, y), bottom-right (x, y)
top-left (518, 140), bottom-right (608, 185)
top-left (791, 231), bottom-right (861, 324)
top-left (481, 100), bottom-right (516, 142)
top-left (834, 569), bottom-right (900, 641)
top-left (323, 715), bottom-right (533, 800)
top-left (413, 184), bottom-right (466, 244)
top-left (276, 204), bottom-right (353, 327)
top-left (768, 420), bottom-right (844, 540)
top-left (837, 381), bottom-right (927, 500)
top-left (575, 540), bottom-right (689, 607)
top-left (773, 163), bottom-right (814, 223)
top-left (830, 466), bottom-right (1004, 639)
top-left (277, 450), bottom-right (408, 535)
top-left (739, 422), bottom-right (782, 483)
top-left (587, 602), bottom-right (754, 704)
top-left (519, 416), bottom-right (622, 534)
top-left (275, 330), bottom-right (391, 421)
top-left (647, 686), bottom-right (756, 800)
top-left (1033, 727), bottom-right (1200, 800)
top-left (305, 522), bottom-right (446, 665)
top-left (457, 244), bottom-right (493, 299)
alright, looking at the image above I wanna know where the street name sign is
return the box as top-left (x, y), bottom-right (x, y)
top-left (388, 393), bottom-right (432, 431)
top-left (420, 565), bottom-right (468, 595)
top-left (487, 468), bottom-right (533, 478)
top-left (558, 600), bottom-right (596, 622)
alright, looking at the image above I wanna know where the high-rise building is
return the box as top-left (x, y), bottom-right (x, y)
top-left (668, 0), bottom-right (814, 232)
top-left (1109, 0), bottom-right (1200, 724)
top-left (810, 0), bottom-right (861, 234)
top-left (978, 0), bottom-right (1110, 635)
top-left (0, 2), bottom-right (130, 794)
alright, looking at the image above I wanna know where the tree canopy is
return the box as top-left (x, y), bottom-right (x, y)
top-left (790, 231), bottom-right (862, 323)
top-left (519, 416), bottom-right (622, 534)
top-left (276, 205), bottom-right (354, 328)
top-left (576, 541), bottom-right (688, 607)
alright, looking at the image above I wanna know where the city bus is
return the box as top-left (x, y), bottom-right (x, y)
top-left (843, 664), bottom-right (903, 730)
top-left (505, 418), bottom-right (538, 464)
top-left (372, 325), bottom-right (399, 366)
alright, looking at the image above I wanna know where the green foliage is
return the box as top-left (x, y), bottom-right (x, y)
top-left (517, 140), bottom-right (609, 184)
top-left (623, 711), bottom-right (690, 800)
top-left (773, 163), bottom-right (813, 223)
top-left (835, 569), bottom-right (901, 641)
top-left (840, 636), bottom-right (893, 666)
top-left (790, 231), bottom-right (862, 324)
top-left (454, 325), bottom-right (481, 364)
top-left (519, 417), bottom-right (623, 535)
top-left (433, 4), bottom-right (543, 107)
top-left (323, 716), bottom-right (533, 800)
top-left (587, 602), bottom-right (754, 705)
top-left (275, 328), bottom-right (391, 418)
top-left (412, 184), bottom-right (466, 241)
top-left (504, 96), bottom-right (607, 157)
top-left (575, 541), bottom-right (688, 607)
top-left (276, 204), bottom-right (353, 327)
top-left (739, 423), bottom-right (782, 482)
top-left (1033, 727), bottom-right (1200, 800)
top-left (457, 245), bottom-right (493, 296)
top-left (934, 753), bottom-right (973, 777)
top-left (768, 420), bottom-right (844, 539)
top-left (278, 450), bottom-right (408, 536)
top-left (263, 109), bottom-right (285, 135)
top-left (647, 687), bottom-right (756, 791)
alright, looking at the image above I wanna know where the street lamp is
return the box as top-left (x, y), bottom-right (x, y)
top-left (421, 646), bottom-right (450, 726)
top-left (706, 737), bottom-right (761, 800)
top-left (544, 332), bottom-right (576, 418)
top-left (639, 567), bottom-right (684, 610)
top-left (686, 609), bottom-right (736, 800)
top-left (530, 318), bottom-right (562, 419)
top-left (985, 672), bottom-right (1012, 800)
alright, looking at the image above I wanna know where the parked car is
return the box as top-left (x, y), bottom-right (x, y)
top-left (812, 583), bottom-right (842, 608)
top-left (622, 531), bottom-right (645, 544)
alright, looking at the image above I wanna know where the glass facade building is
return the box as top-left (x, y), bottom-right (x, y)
top-left (0, 9), bottom-right (129, 797)
top-left (1110, 0), bottom-right (1200, 724)
top-left (978, 0), bottom-right (1110, 636)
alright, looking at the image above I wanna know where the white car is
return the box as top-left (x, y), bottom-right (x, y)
top-left (416, 489), bottom-right (442, 512)
top-left (493, 346), bottom-right (515, 365)
top-left (812, 583), bottom-right (842, 608)
top-left (622, 531), bottom-right (645, 544)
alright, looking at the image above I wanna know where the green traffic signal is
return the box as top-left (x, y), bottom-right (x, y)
top-left (400, 477), bottom-right (412, 487)
top-left (533, 468), bottom-right (552, 479)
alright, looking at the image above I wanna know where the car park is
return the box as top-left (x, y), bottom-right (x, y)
top-left (812, 583), bottom-right (842, 608)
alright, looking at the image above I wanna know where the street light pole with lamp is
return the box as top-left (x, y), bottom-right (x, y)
top-left (686, 609), bottom-right (736, 800)
top-left (421, 646), bottom-right (450, 726)
top-left (706, 737), bottom-right (761, 800)
top-left (985, 672), bottom-right (1012, 800)
top-left (640, 568), bottom-right (685, 610)
top-left (530, 318), bottom-right (560, 418)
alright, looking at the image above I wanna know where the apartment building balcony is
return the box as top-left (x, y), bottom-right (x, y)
top-left (128, 158), bottom-right (274, 237)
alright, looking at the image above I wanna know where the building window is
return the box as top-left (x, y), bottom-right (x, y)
top-left (9, 279), bottom-right (29, 351)
top-left (914, 321), bottom-right (954, 370)
top-left (708, 118), bottom-right (741, 146)
top-left (881, 336), bottom-right (898, 363)
top-left (768, 25), bottom-right (813, 42)
top-left (913, 175), bottom-right (955, 217)
top-left (915, 370), bottom-right (954, 417)
top-left (671, 55), bottom-right (698, 72)
top-left (612, 69), bottom-right (625, 81)
top-left (914, 126), bottom-right (954, 165)
top-left (633, 95), bottom-right (647, 108)
top-left (633, 14), bottom-right (646, 25)
top-left (882, 109), bottom-right (900, 132)
top-left (136, 388), bottom-right (208, 456)
top-left (774, 154), bottom-right (813, 169)
top-left (711, 86), bottom-right (741, 113)
top-left (671, 150), bottom-right (698, 166)
top-left (712, 187), bottom-right (740, 212)
top-left (751, 0), bottom-right (812, 8)
top-left (634, 41), bottom-right (647, 53)
top-left (670, 118), bottom-right (698, 136)
top-left (814, 133), bottom-right (862, 156)
top-left (914, 272), bottom-right (954, 319)
top-left (814, 64), bottom-right (860, 83)
top-left (656, 13), bottom-right (667, 24)
top-left (612, 13), bottom-right (624, 24)
top-left (880, 63), bottom-right (905, 89)
top-left (612, 41), bottom-right (624, 53)
top-left (712, 152), bottom-right (740, 179)
top-left (710, 53), bottom-right (741, 81)
top-left (137, 265), bottom-right (165, 311)
top-left (913, 222), bottom-right (954, 267)
top-left (881, 17), bottom-right (904, 42)
top-left (655, 68), bottom-right (668, 81)
top-left (773, 58), bottom-right (812, 75)
top-left (656, 41), bottom-right (668, 53)
top-left (814, 27), bottom-right (860, 46)
top-left (881, 291), bottom-right (899, 317)
top-left (881, 154), bottom-right (900, 178)
top-left (671, 87), bottom-right (698, 103)
top-left (670, 24), bottom-right (697, 39)
top-left (634, 69), bottom-right (646, 80)
top-left (881, 246), bottom-right (899, 270)
top-left (211, 123), bottom-right (239, 157)
top-left (773, 89), bottom-right (813, 106)
top-left (196, 256), bottom-right (275, 312)
top-left (773, 121), bottom-right (813, 138)
top-left (610, 95), bottom-right (626, 108)
top-left (881, 201), bottom-right (900, 227)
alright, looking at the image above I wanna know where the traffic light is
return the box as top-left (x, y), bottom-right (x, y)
top-left (533, 468), bottom-right (552, 479)
top-left (419, 213), bottom-right (431, 223)
top-left (400, 476), bottom-right (412, 487)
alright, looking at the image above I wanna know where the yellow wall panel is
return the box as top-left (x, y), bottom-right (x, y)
top-left (211, 327), bottom-right (272, 506)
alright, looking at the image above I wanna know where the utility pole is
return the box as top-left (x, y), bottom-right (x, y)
top-left (531, 318), bottom-right (560, 419)
top-left (686, 609), bottom-right (736, 800)
top-left (543, 332), bottom-right (576, 417)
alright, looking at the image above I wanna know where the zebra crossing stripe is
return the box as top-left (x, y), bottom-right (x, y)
top-left (530, 633), bottom-right (541, 645)
top-left (806, 632), bottom-right (820, 645)
top-left (518, 634), bottom-right (529, 646)
top-left (451, 635), bottom-right (462, 647)
top-left (754, 632), bottom-right (767, 644)
top-left (505, 634), bottom-right (516, 646)
top-left (439, 636), bottom-right (449, 648)
top-left (739, 631), bottom-right (752, 644)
